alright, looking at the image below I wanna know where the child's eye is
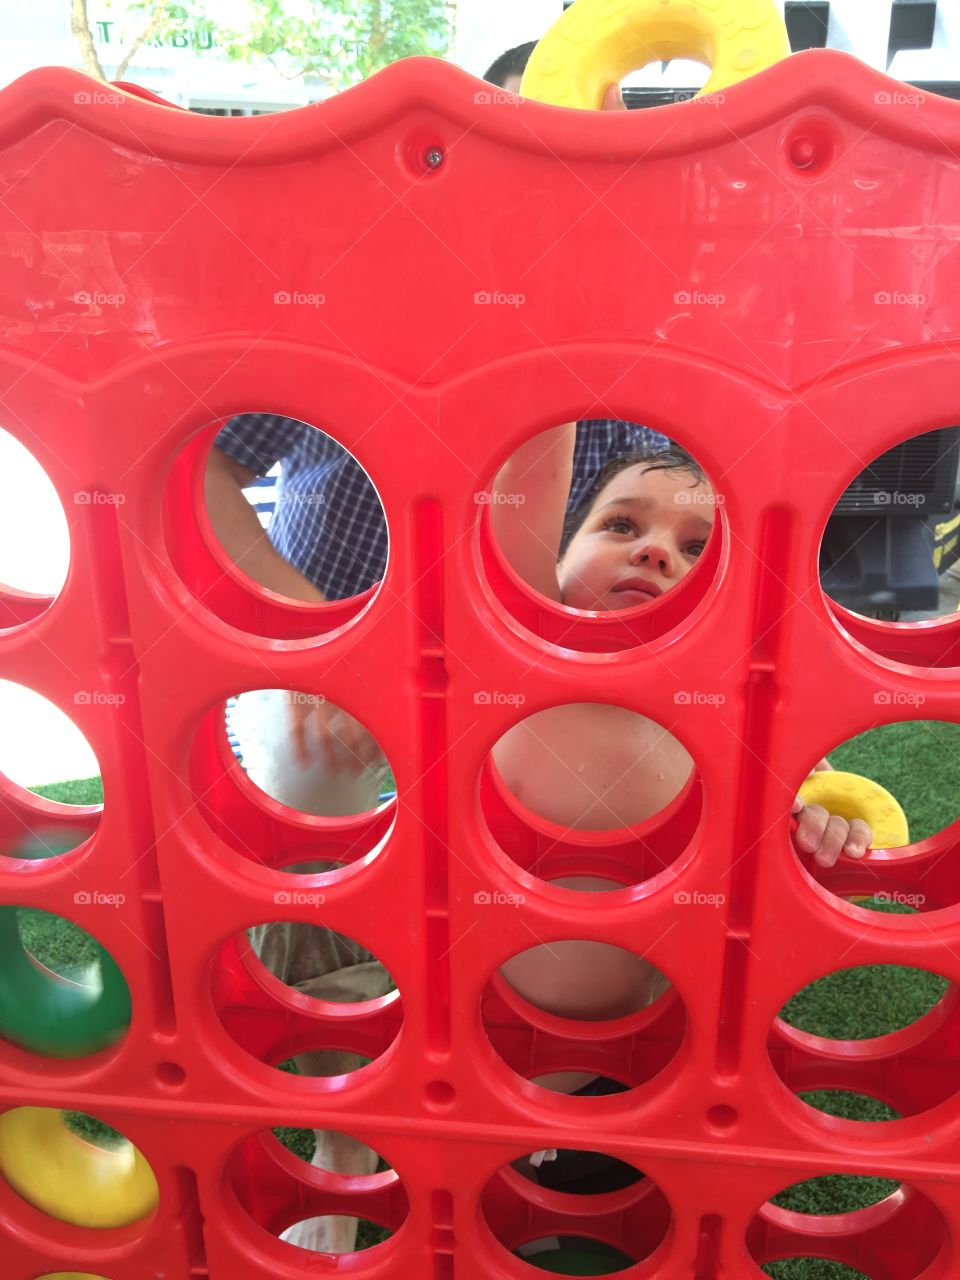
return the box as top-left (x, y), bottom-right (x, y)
top-left (601, 516), bottom-right (637, 535)
top-left (684, 540), bottom-right (707, 558)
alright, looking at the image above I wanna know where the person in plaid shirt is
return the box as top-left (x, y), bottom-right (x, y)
top-left (211, 413), bottom-right (669, 602)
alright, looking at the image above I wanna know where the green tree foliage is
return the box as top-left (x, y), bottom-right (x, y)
top-left (71, 0), bottom-right (453, 89)
top-left (220, 0), bottom-right (453, 90)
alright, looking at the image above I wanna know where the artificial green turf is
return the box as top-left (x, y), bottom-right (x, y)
top-left (770, 1173), bottom-right (898, 1215)
top-left (21, 727), bottom-right (960, 1268)
top-left (17, 907), bottom-right (100, 979)
top-left (63, 1109), bottom-right (125, 1148)
top-left (828, 720), bottom-right (960, 841)
top-left (797, 1090), bottom-right (900, 1123)
top-left (762, 1263), bottom-right (869, 1279)
top-left (29, 775), bottom-right (103, 806)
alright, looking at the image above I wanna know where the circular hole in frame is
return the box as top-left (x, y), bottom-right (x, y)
top-left (820, 423), bottom-right (960, 665)
top-left (517, 1239), bottom-right (637, 1274)
top-left (761, 1263), bottom-right (872, 1279)
top-left (478, 422), bottom-right (722, 654)
top-left (490, 703), bottom-right (694, 834)
top-left (795, 1090), bottom-right (901, 1124)
top-left (272, 1125), bottom-right (392, 1176)
top-left (37, 1274), bottom-right (110, 1280)
top-left (483, 942), bottom-right (683, 1096)
top-left (226, 689), bottom-right (392, 818)
top-left (793, 721), bottom-right (960, 912)
top-left (0, 424), bottom-right (69, 627)
top-left (769, 963), bottom-right (954, 1119)
top-left (167, 416), bottom-right (388, 640)
top-left (230, 1128), bottom-right (405, 1255)
top-left (188, 698), bottom-right (395, 876)
top-left (0, 680), bottom-right (102, 860)
top-left (778, 965), bottom-right (948, 1042)
top-left (770, 1174), bottom-right (899, 1216)
top-left (280, 1215), bottom-right (395, 1253)
top-left (215, 923), bottom-right (399, 1079)
top-left (1, 908), bottom-right (130, 1058)
top-left (481, 702), bottom-right (702, 892)
top-left (482, 1150), bottom-right (669, 1272)
top-left (0, 1105), bottom-right (157, 1228)
top-left (750, 1175), bottom-right (947, 1278)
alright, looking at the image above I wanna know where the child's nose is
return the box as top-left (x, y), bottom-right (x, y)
top-left (630, 537), bottom-right (675, 577)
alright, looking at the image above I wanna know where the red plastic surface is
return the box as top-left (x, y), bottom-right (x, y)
top-left (0, 50), bottom-right (959, 1278)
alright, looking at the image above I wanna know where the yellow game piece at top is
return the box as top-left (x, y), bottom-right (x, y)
top-left (520, 0), bottom-right (791, 110)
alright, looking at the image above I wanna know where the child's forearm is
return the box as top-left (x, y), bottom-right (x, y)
top-left (205, 447), bottom-right (326, 602)
top-left (490, 422), bottom-right (575, 601)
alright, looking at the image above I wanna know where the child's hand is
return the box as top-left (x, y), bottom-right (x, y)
top-left (791, 757), bottom-right (873, 867)
top-left (284, 694), bottom-right (384, 777)
top-left (601, 83), bottom-right (626, 110)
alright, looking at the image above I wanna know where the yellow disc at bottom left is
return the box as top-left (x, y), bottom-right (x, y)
top-left (0, 1107), bottom-right (158, 1228)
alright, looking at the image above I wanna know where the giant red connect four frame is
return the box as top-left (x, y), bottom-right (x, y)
top-left (1, 50), bottom-right (960, 1279)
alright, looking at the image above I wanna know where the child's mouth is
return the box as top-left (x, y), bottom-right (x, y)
top-left (613, 578), bottom-right (662, 603)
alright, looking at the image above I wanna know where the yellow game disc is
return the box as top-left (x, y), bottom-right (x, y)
top-left (797, 771), bottom-right (909, 849)
top-left (0, 1107), bottom-right (158, 1228)
top-left (520, 0), bottom-right (791, 110)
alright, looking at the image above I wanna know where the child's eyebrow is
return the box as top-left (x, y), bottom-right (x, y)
top-left (597, 493), bottom-right (713, 529)
top-left (597, 494), bottom-right (653, 512)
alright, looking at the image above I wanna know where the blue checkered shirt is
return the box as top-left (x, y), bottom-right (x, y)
top-left (216, 416), bottom-right (669, 600)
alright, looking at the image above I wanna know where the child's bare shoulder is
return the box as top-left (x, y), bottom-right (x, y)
top-left (493, 704), bottom-right (693, 830)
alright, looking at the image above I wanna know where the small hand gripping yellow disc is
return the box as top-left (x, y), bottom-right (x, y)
top-left (520, 0), bottom-right (791, 109)
top-left (0, 1107), bottom-right (158, 1228)
top-left (797, 771), bottom-right (909, 849)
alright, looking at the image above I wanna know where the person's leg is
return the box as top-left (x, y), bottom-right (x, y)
top-left (232, 689), bottom-right (391, 1252)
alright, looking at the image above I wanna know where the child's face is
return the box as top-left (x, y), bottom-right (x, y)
top-left (557, 464), bottom-right (714, 611)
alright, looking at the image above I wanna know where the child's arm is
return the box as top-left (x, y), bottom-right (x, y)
top-left (490, 423), bottom-right (576, 602)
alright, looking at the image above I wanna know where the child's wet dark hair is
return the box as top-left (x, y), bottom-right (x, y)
top-left (483, 41), bottom-right (538, 86)
top-left (559, 446), bottom-right (706, 558)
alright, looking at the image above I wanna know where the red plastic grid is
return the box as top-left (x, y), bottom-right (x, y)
top-left (0, 50), bottom-right (958, 1279)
